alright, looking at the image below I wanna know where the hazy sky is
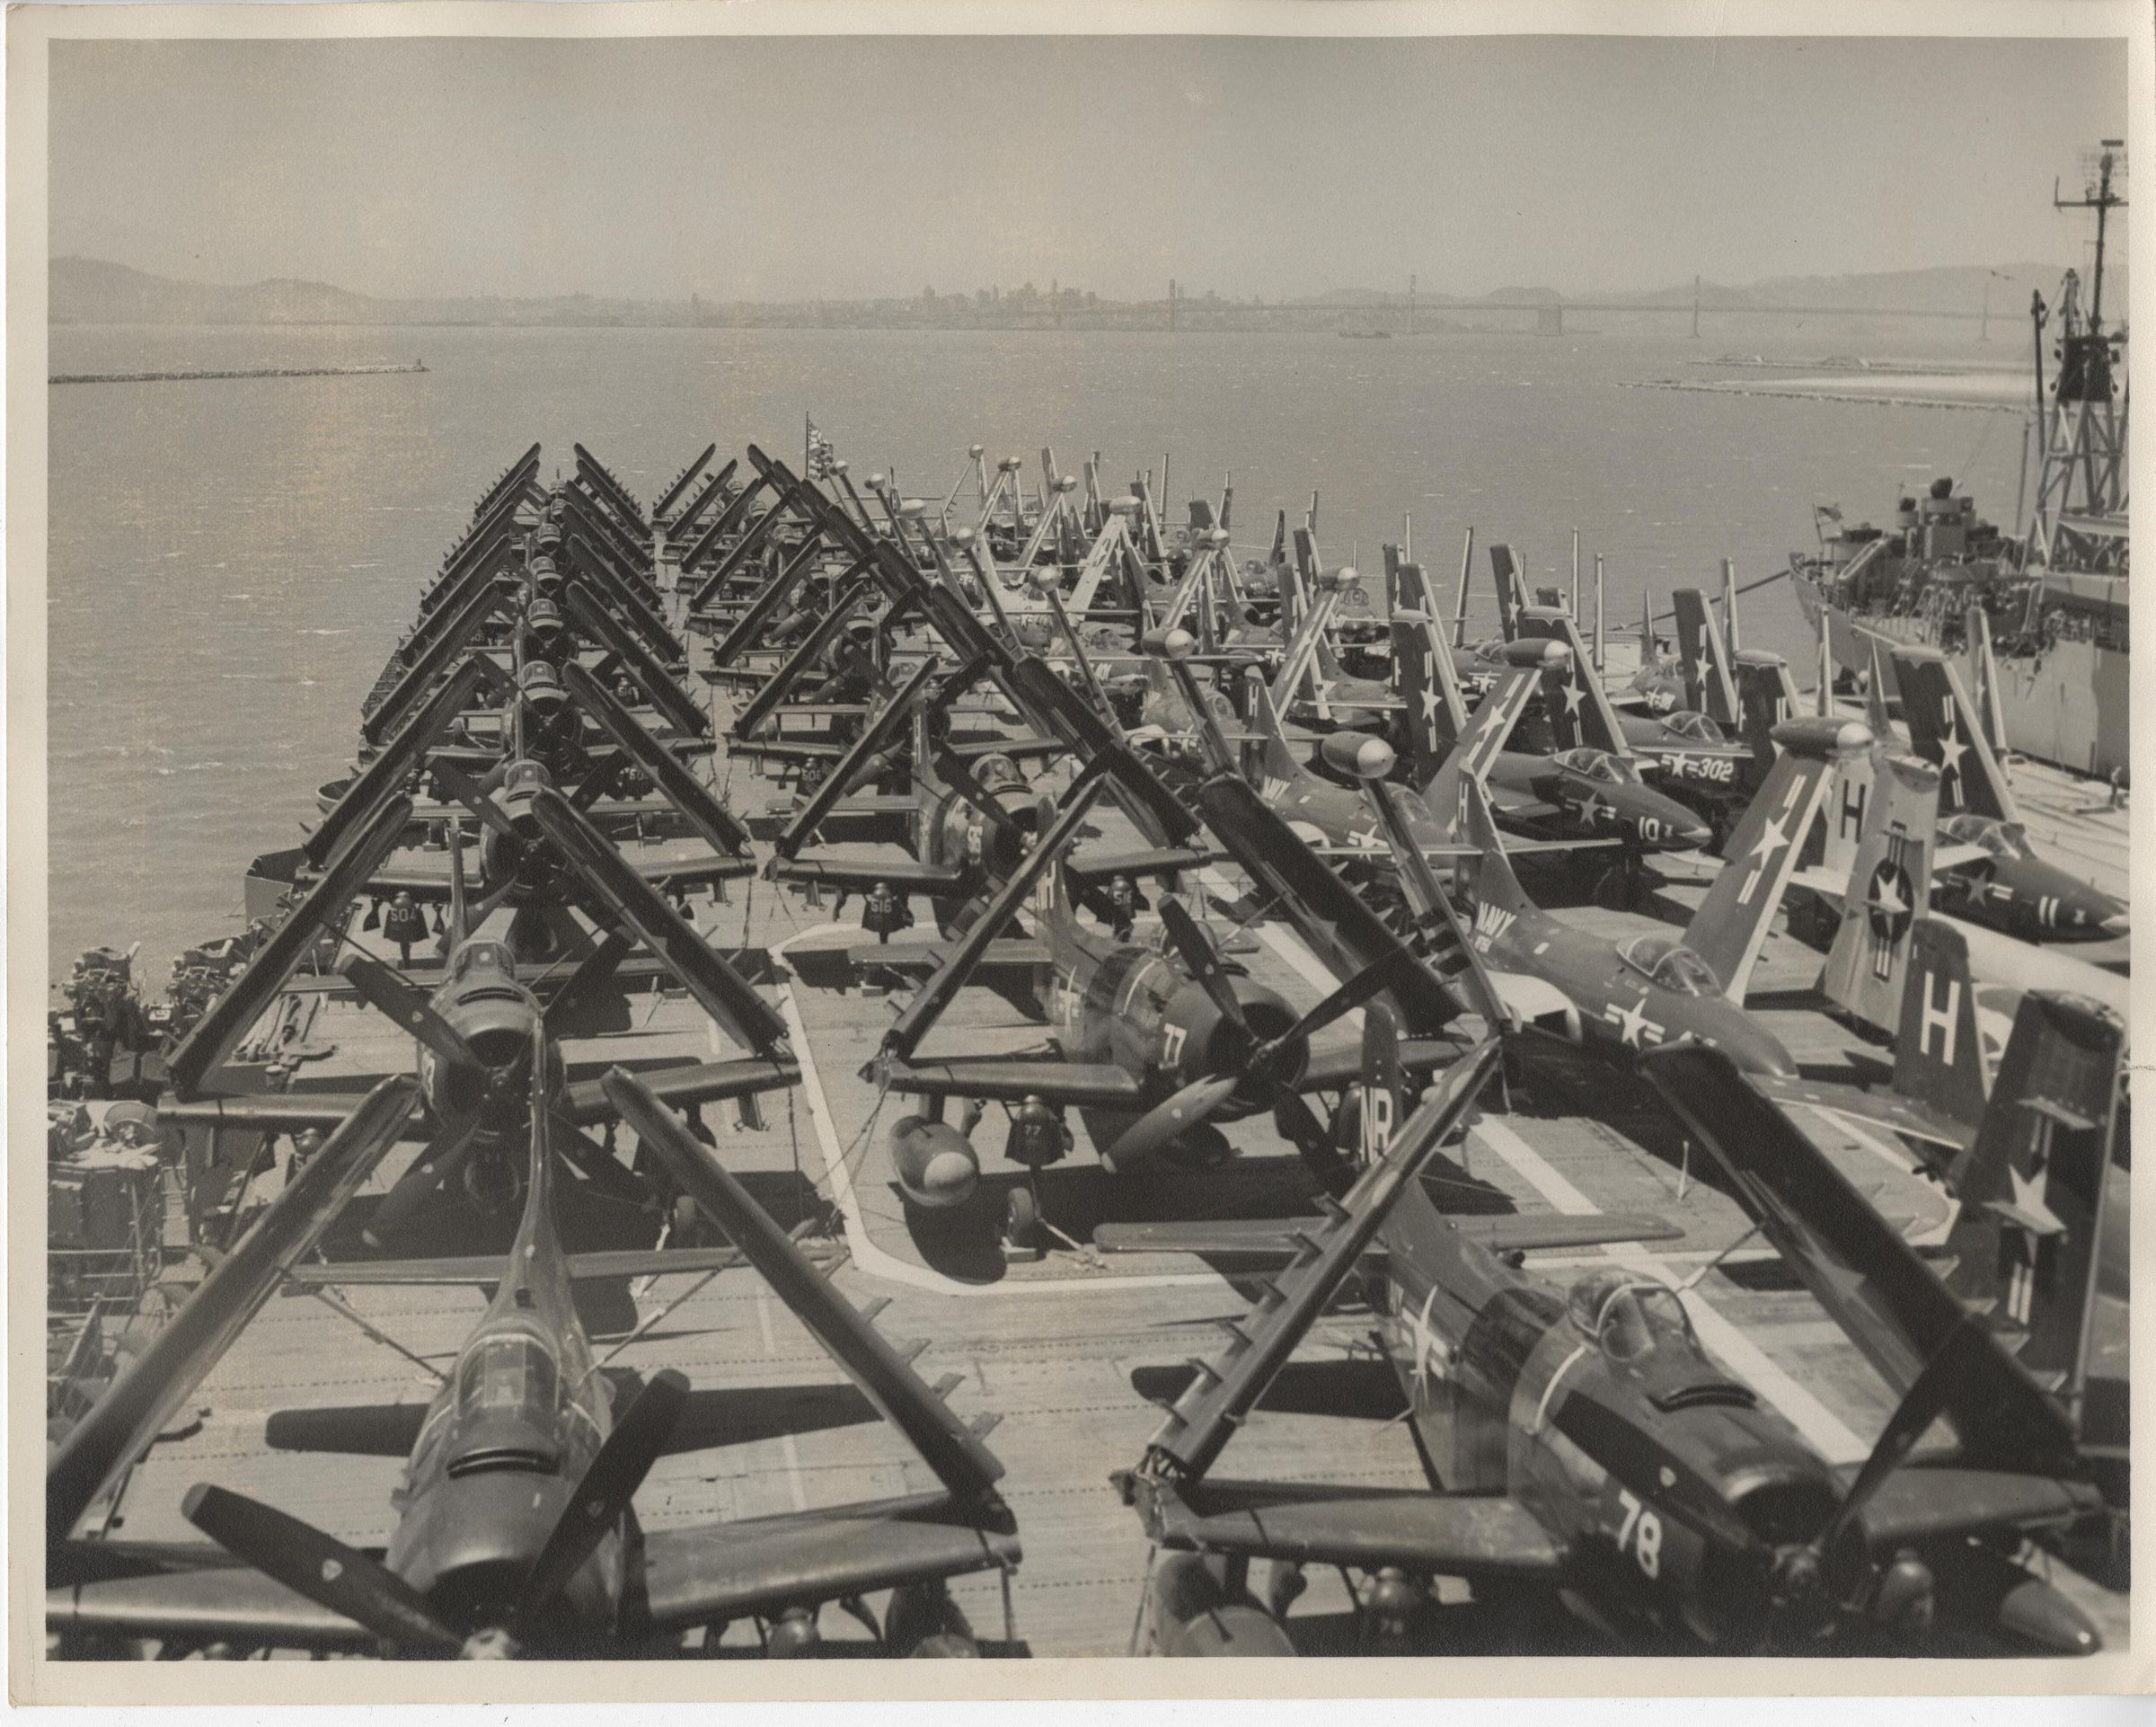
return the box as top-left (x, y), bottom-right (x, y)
top-left (50, 34), bottom-right (2125, 302)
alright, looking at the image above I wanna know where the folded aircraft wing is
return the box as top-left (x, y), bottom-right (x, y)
top-left (1095, 1209), bottom-right (1679, 1264)
top-left (1750, 1073), bottom-right (1973, 1155)
top-left (639, 1492), bottom-right (1020, 1635)
top-left (279, 1241), bottom-right (840, 1288)
top-left (160, 1093), bottom-right (419, 1138)
top-left (1122, 1476), bottom-right (1566, 1577)
top-left (768, 857), bottom-right (967, 895)
top-left (843, 939), bottom-right (1049, 973)
top-left (48, 1569), bottom-right (377, 1652)
top-left (882, 1057), bottom-right (1145, 1108)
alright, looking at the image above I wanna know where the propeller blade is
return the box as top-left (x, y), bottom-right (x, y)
top-left (773, 654), bottom-right (941, 857)
top-left (929, 731), bottom-right (1029, 844)
top-left (304, 657), bottom-right (492, 872)
top-left (601, 1067), bottom-right (1005, 1501)
top-left (512, 1369), bottom-right (687, 1628)
top-left (526, 786), bottom-right (790, 1058)
top-left (183, 1483), bottom-right (463, 1653)
top-left (1157, 899), bottom-right (1249, 1037)
top-left (880, 769), bottom-right (1109, 1062)
top-left (569, 748), bottom-right (630, 811)
top-left (360, 1114), bottom-right (483, 1249)
top-left (48, 1077), bottom-right (420, 1540)
top-left (167, 796), bottom-right (417, 1097)
top-left (1263, 947), bottom-right (1418, 1058)
top-left (1100, 1074), bottom-right (1241, 1173)
top-left (553, 1118), bottom-right (648, 1203)
top-left (541, 925), bottom-right (637, 1033)
top-left (340, 954), bottom-right (483, 1072)
top-left (430, 760), bottom-right (520, 842)
top-left (1270, 1085), bottom-right (1356, 1195)
top-left (1814, 1318), bottom-right (1987, 1567)
top-left (556, 657), bottom-right (750, 856)
top-left (446, 819), bottom-right (471, 950)
top-left (561, 582), bottom-right (711, 740)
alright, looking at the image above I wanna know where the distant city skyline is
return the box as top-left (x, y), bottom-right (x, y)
top-left (50, 34), bottom-right (2125, 306)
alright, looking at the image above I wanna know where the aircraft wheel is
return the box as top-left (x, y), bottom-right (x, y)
top-left (1003, 1184), bottom-right (1038, 1252)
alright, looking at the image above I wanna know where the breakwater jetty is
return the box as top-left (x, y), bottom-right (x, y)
top-left (50, 360), bottom-right (427, 385)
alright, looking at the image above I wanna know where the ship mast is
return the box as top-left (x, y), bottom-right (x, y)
top-left (2027, 140), bottom-right (2128, 574)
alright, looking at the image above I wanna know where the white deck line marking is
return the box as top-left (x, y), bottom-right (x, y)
top-left (780, 1432), bottom-right (808, 1512)
top-left (772, 925), bottom-right (1217, 1298)
top-left (1474, 1117), bottom-right (1867, 1463)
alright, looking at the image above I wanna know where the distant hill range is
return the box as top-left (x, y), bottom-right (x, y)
top-left (52, 254), bottom-right (2104, 333)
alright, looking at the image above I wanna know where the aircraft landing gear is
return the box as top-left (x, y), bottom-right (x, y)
top-left (1590, 846), bottom-right (1649, 912)
top-left (1001, 1175), bottom-right (1042, 1263)
top-left (884, 1580), bottom-right (980, 1656)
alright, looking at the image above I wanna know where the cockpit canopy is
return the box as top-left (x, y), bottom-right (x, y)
top-left (1551, 748), bottom-right (1641, 785)
top-left (972, 752), bottom-right (1023, 793)
top-left (1664, 712), bottom-right (1726, 744)
top-left (502, 759), bottom-right (549, 793)
top-left (448, 1333), bottom-right (562, 1476)
top-left (1943, 812), bottom-right (2031, 860)
top-left (448, 940), bottom-right (518, 987)
top-left (1564, 1270), bottom-right (1757, 1411)
top-left (1394, 786), bottom-right (1440, 830)
top-left (1566, 1271), bottom-right (1699, 1363)
top-left (1617, 932), bottom-right (1722, 996)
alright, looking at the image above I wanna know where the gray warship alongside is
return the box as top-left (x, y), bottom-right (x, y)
top-left (1791, 142), bottom-right (2129, 781)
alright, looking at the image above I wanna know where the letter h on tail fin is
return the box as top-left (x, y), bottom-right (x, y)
top-left (1822, 752), bottom-right (1940, 1035)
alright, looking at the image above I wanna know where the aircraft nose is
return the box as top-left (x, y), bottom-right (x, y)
top-left (1677, 820), bottom-right (1715, 851)
top-left (2100, 910), bottom-right (2130, 938)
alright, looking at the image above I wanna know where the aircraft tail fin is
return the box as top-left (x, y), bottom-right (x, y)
top-left (1863, 634), bottom-right (1895, 735)
top-left (1218, 472), bottom-right (1233, 536)
top-left (1890, 645), bottom-right (2018, 822)
top-left (1392, 562), bottom-right (1466, 777)
top-left (1488, 544), bottom-right (1524, 641)
top-left (1939, 989), bottom-right (2124, 1434)
top-left (1672, 587), bottom-right (1741, 725)
top-left (1352, 1001), bottom-right (1405, 1170)
top-left (1890, 918), bottom-right (1990, 1133)
top-left (1966, 605), bottom-right (2010, 753)
top-left (1312, 624), bottom-right (1348, 686)
top-left (1456, 775), bottom-right (1530, 916)
top-left (1268, 508), bottom-right (1286, 571)
top-left (1731, 649), bottom-right (1799, 793)
top-left (1822, 751), bottom-right (1941, 1034)
top-left (1250, 680), bottom-right (1304, 786)
top-left (1424, 642), bottom-right (1558, 846)
top-left (1519, 607), bottom-right (1624, 756)
top-left (1684, 716), bottom-right (1855, 1003)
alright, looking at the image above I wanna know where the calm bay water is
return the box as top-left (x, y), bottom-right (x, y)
top-left (47, 321), bottom-right (2028, 981)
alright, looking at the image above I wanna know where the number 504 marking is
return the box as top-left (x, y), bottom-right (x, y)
top-left (1611, 1488), bottom-right (1663, 1580)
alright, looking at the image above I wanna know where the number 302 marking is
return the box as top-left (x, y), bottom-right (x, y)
top-left (1612, 1488), bottom-right (1662, 1580)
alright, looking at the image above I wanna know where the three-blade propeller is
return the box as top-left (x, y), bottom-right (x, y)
top-left (1101, 899), bottom-right (1365, 1190)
